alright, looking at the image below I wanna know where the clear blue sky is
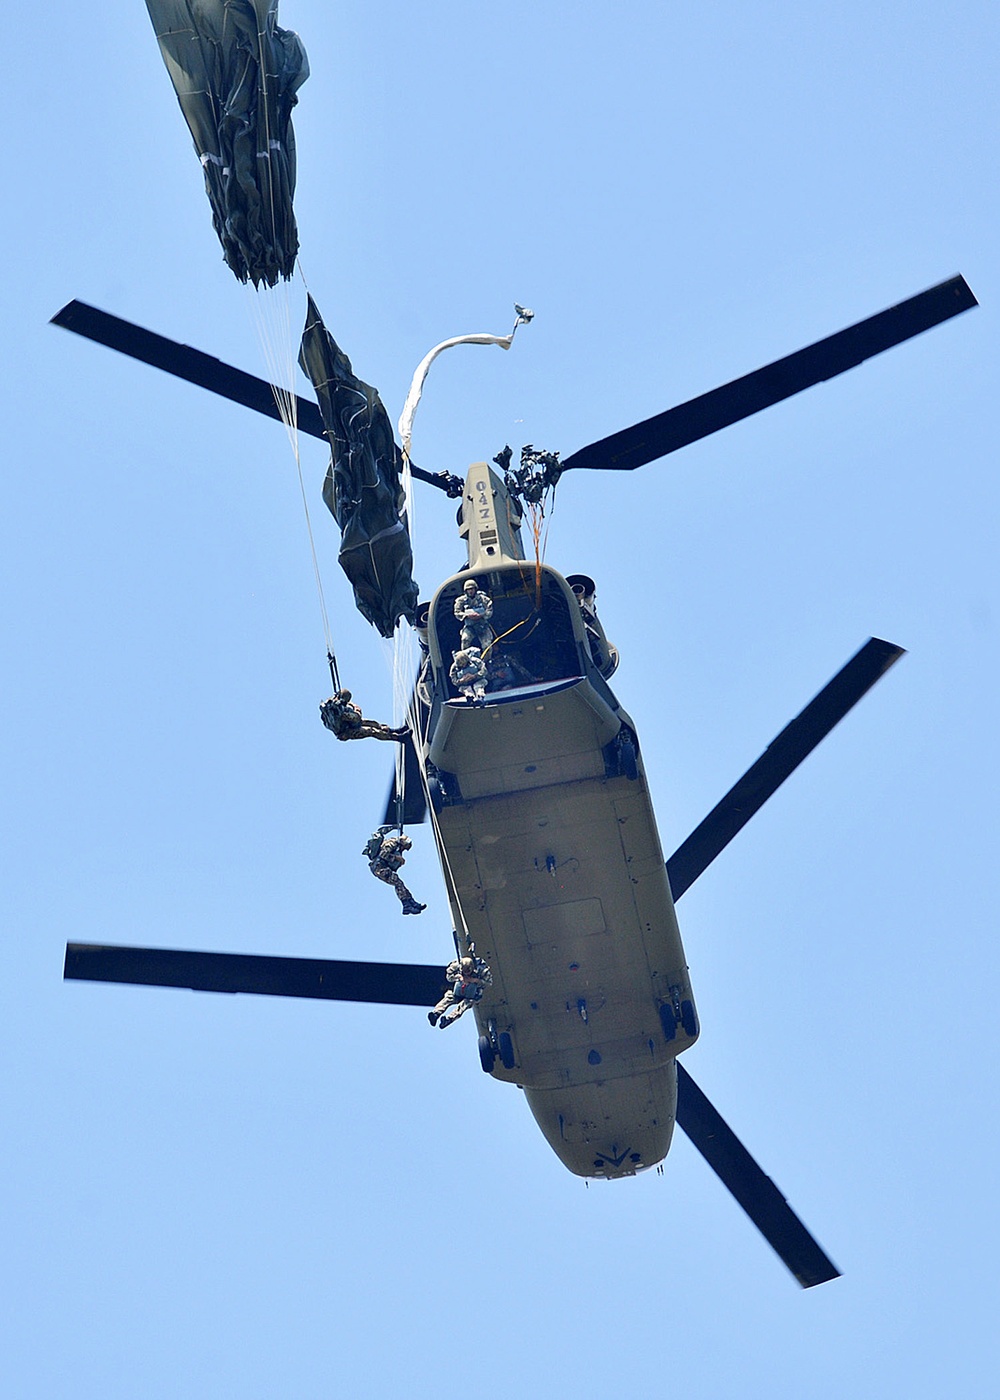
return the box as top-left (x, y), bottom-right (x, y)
top-left (3, 3), bottom-right (997, 1396)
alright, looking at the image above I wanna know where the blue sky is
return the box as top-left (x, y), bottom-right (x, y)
top-left (3, 3), bottom-right (997, 1396)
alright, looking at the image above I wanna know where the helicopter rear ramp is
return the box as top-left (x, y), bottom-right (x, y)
top-left (430, 679), bottom-right (698, 1179)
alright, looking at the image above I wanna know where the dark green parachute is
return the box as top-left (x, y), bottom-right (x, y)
top-left (299, 298), bottom-right (420, 638)
top-left (145, 1), bottom-right (308, 287)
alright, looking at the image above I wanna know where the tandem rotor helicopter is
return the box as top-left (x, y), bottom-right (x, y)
top-left (57, 3), bottom-right (977, 1292)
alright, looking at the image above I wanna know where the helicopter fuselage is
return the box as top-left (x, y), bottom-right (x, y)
top-left (417, 469), bottom-right (698, 1179)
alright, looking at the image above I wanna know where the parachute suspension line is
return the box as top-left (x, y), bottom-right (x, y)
top-left (535, 488), bottom-right (557, 604)
top-left (392, 646), bottom-right (409, 833)
top-left (247, 18), bottom-right (331, 681)
top-left (278, 260), bottom-right (340, 687)
top-left (530, 503), bottom-right (545, 606)
top-left (496, 443), bottom-right (561, 609)
top-left (427, 791), bottom-right (473, 946)
top-left (481, 603), bottom-right (543, 662)
top-left (379, 614), bottom-right (418, 836)
top-left (244, 277), bottom-right (340, 687)
top-left (291, 419), bottom-right (337, 663)
top-left (392, 442), bottom-right (417, 831)
top-left (408, 685), bottom-right (474, 946)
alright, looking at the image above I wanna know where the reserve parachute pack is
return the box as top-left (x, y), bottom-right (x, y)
top-left (362, 827), bottom-right (393, 862)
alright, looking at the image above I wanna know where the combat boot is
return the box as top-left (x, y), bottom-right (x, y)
top-left (401, 898), bottom-right (426, 915)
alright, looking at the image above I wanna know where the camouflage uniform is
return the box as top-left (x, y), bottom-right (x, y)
top-left (453, 582), bottom-right (494, 653)
top-left (429, 953), bottom-right (493, 1027)
top-left (486, 649), bottom-right (535, 691)
top-left (321, 689), bottom-right (406, 742)
top-left (449, 648), bottom-right (488, 701)
top-left (368, 833), bottom-right (425, 914)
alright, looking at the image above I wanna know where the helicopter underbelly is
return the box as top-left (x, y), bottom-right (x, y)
top-left (522, 1067), bottom-right (678, 1178)
top-left (428, 678), bottom-right (697, 1179)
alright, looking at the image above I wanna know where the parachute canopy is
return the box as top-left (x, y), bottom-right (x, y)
top-left (146, 0), bottom-right (308, 288)
top-left (299, 298), bottom-right (419, 638)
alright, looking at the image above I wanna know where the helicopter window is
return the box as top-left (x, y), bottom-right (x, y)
top-left (437, 571), bottom-right (582, 698)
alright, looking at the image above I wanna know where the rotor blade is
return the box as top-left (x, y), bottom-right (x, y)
top-left (381, 733), bottom-right (429, 827)
top-left (667, 636), bottom-right (904, 901)
top-left (563, 275), bottom-right (977, 473)
top-left (676, 1063), bottom-right (840, 1288)
top-left (52, 299), bottom-right (327, 438)
top-left (50, 300), bottom-right (457, 494)
top-left (64, 943), bottom-right (447, 1006)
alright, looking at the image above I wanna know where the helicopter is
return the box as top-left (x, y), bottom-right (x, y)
top-left (57, 272), bottom-right (976, 1289)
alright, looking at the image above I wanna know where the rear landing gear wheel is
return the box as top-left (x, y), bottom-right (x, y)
top-left (618, 737), bottom-right (638, 780)
top-left (478, 1035), bottom-right (497, 1073)
top-left (498, 1031), bottom-right (516, 1069)
top-left (680, 1000), bottom-right (698, 1038)
top-left (427, 774), bottom-right (445, 814)
top-left (659, 1003), bottom-right (677, 1042)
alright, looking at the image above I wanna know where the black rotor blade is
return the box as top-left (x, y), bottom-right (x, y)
top-left (64, 943), bottom-right (448, 1006)
top-left (563, 275), bottom-right (977, 474)
top-left (381, 732), bottom-right (429, 828)
top-left (50, 300), bottom-right (456, 494)
top-left (666, 636), bottom-right (904, 901)
top-left (676, 1063), bottom-right (840, 1288)
top-left (52, 299), bottom-right (327, 438)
